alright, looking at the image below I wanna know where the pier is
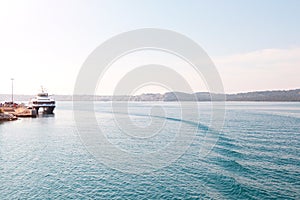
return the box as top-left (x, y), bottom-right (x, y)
top-left (0, 104), bottom-right (37, 121)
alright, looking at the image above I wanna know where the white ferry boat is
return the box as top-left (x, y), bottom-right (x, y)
top-left (29, 88), bottom-right (55, 114)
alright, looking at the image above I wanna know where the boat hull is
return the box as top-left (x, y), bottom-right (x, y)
top-left (33, 106), bottom-right (55, 114)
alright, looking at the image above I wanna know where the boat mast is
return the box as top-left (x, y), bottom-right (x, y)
top-left (41, 86), bottom-right (45, 93)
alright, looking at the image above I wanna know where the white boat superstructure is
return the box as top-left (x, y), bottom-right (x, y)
top-left (29, 88), bottom-right (55, 114)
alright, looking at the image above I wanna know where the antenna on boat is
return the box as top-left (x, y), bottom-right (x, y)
top-left (41, 86), bottom-right (45, 93)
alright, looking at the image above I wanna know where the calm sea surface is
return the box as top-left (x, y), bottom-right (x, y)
top-left (0, 102), bottom-right (299, 199)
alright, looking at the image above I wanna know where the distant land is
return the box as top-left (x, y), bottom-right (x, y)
top-left (1, 89), bottom-right (300, 102)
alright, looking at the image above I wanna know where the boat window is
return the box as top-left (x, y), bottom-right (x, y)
top-left (38, 93), bottom-right (48, 97)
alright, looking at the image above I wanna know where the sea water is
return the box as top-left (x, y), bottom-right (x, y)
top-left (0, 102), bottom-right (299, 199)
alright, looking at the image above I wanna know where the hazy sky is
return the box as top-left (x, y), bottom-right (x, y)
top-left (0, 0), bottom-right (299, 95)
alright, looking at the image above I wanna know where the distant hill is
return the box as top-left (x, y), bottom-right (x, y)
top-left (150, 89), bottom-right (300, 101)
top-left (226, 89), bottom-right (300, 101)
top-left (1, 89), bottom-right (300, 102)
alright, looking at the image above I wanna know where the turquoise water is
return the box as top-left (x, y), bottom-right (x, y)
top-left (0, 102), bottom-right (299, 199)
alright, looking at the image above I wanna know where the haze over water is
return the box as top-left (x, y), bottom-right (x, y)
top-left (1, 1), bottom-right (300, 199)
top-left (0, 102), bottom-right (299, 199)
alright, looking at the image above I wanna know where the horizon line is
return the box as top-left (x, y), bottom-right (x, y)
top-left (0, 87), bottom-right (299, 96)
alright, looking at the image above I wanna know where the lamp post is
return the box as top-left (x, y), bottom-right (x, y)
top-left (11, 78), bottom-right (14, 103)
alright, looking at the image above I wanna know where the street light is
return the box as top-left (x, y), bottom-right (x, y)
top-left (11, 78), bottom-right (14, 103)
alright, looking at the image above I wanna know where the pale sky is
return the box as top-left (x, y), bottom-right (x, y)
top-left (0, 0), bottom-right (299, 95)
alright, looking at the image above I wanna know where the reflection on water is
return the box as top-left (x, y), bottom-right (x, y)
top-left (37, 113), bottom-right (55, 118)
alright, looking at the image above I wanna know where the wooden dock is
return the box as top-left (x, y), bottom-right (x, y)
top-left (1, 106), bottom-right (37, 119)
top-left (13, 107), bottom-right (37, 118)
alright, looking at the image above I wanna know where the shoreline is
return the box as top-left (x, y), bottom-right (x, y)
top-left (0, 112), bottom-right (17, 121)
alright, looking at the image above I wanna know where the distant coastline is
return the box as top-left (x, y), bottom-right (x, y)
top-left (1, 88), bottom-right (300, 102)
